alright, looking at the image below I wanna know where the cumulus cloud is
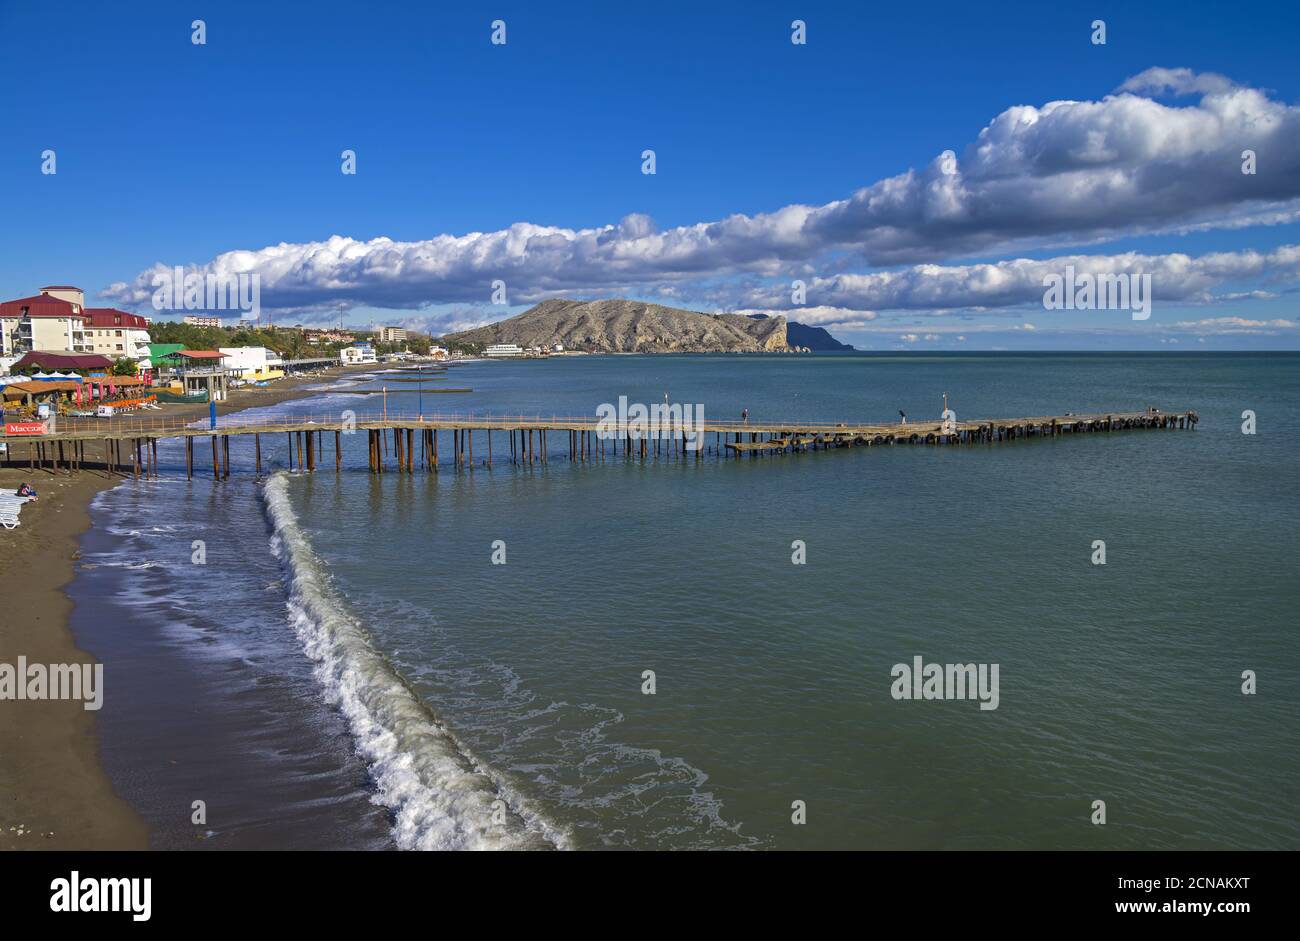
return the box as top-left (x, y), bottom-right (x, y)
top-left (737, 245), bottom-right (1300, 319)
top-left (101, 68), bottom-right (1300, 316)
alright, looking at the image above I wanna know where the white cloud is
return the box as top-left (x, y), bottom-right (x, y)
top-left (1173, 316), bottom-right (1298, 334)
top-left (101, 68), bottom-right (1300, 317)
top-left (739, 245), bottom-right (1300, 315)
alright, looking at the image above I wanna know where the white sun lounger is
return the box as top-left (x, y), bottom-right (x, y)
top-left (0, 493), bottom-right (34, 528)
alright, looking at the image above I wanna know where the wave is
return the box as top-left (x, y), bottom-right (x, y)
top-left (261, 473), bottom-right (569, 850)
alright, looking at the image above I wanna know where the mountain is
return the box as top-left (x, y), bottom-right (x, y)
top-left (443, 299), bottom-right (789, 353)
top-left (787, 321), bottom-right (855, 351)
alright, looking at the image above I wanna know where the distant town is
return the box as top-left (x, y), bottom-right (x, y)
top-left (0, 284), bottom-right (538, 418)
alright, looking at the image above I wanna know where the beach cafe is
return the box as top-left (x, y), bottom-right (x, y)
top-left (1, 380), bottom-right (82, 416)
top-left (158, 350), bottom-right (232, 402)
top-left (0, 374), bottom-right (156, 417)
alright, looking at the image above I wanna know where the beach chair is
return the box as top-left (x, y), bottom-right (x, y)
top-left (0, 498), bottom-right (24, 530)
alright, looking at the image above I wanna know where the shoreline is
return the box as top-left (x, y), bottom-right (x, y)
top-left (0, 364), bottom-right (376, 850)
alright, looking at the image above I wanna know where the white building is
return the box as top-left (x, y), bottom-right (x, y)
top-left (374, 325), bottom-right (407, 343)
top-left (85, 307), bottom-right (152, 363)
top-left (184, 315), bottom-right (224, 328)
top-left (484, 343), bottom-right (524, 358)
top-left (219, 346), bottom-right (285, 381)
top-left (340, 343), bottom-right (378, 365)
top-left (0, 285), bottom-right (90, 355)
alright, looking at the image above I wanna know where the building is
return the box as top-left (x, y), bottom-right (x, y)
top-left (374, 326), bottom-right (407, 343)
top-left (484, 343), bottom-right (524, 357)
top-left (83, 308), bottom-right (152, 364)
top-left (339, 342), bottom-right (377, 365)
top-left (10, 351), bottom-right (115, 375)
top-left (303, 328), bottom-right (353, 346)
top-left (157, 350), bottom-right (233, 401)
top-left (219, 346), bottom-right (285, 382)
top-left (0, 285), bottom-right (90, 356)
top-left (183, 315), bottom-right (224, 328)
top-left (0, 287), bottom-right (153, 372)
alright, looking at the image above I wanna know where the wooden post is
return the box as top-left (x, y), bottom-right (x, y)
top-left (335, 430), bottom-right (341, 472)
top-left (487, 429), bottom-right (492, 468)
top-left (255, 434), bottom-right (261, 476)
top-left (287, 433), bottom-right (294, 471)
top-left (212, 436), bottom-right (219, 479)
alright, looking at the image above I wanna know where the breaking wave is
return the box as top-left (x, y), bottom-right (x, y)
top-left (261, 473), bottom-right (569, 850)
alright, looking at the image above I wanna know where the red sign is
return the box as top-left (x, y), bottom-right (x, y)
top-left (4, 422), bottom-right (48, 436)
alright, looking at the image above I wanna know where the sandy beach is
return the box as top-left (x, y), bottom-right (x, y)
top-left (0, 365), bottom-right (377, 850)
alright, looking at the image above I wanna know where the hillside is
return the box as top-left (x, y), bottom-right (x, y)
top-left (443, 299), bottom-right (789, 353)
top-left (787, 321), bottom-right (855, 351)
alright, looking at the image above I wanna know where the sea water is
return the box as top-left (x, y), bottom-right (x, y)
top-left (70, 353), bottom-right (1300, 849)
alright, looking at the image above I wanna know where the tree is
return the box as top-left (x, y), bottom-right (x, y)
top-left (110, 357), bottom-right (139, 376)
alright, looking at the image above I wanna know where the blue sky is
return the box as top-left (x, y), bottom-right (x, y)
top-left (2, 0), bottom-right (1298, 349)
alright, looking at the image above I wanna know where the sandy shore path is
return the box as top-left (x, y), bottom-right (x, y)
top-left (0, 363), bottom-right (384, 850)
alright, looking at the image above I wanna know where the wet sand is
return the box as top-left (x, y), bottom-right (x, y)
top-left (0, 364), bottom-right (377, 850)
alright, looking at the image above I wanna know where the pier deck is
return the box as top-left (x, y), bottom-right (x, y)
top-left (1, 407), bottom-right (1198, 479)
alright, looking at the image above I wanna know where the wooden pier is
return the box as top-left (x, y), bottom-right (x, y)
top-left (0, 408), bottom-right (1198, 480)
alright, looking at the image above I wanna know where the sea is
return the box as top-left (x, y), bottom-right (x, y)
top-left (67, 352), bottom-right (1300, 850)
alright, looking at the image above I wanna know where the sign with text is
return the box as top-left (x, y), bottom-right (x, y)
top-left (4, 422), bottom-right (49, 436)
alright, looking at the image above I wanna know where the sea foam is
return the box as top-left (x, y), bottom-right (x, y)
top-left (261, 473), bottom-right (569, 850)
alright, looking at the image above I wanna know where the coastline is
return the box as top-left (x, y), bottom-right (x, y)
top-left (0, 364), bottom-right (377, 850)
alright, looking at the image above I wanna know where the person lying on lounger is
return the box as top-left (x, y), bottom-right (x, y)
top-left (16, 482), bottom-right (37, 499)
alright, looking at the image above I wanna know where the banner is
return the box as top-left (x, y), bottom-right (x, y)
top-left (4, 422), bottom-right (48, 436)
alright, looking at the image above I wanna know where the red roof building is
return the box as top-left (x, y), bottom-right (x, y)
top-left (1, 287), bottom-right (153, 363)
top-left (11, 351), bottom-right (114, 373)
top-left (83, 308), bottom-right (150, 330)
top-left (0, 293), bottom-right (86, 320)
